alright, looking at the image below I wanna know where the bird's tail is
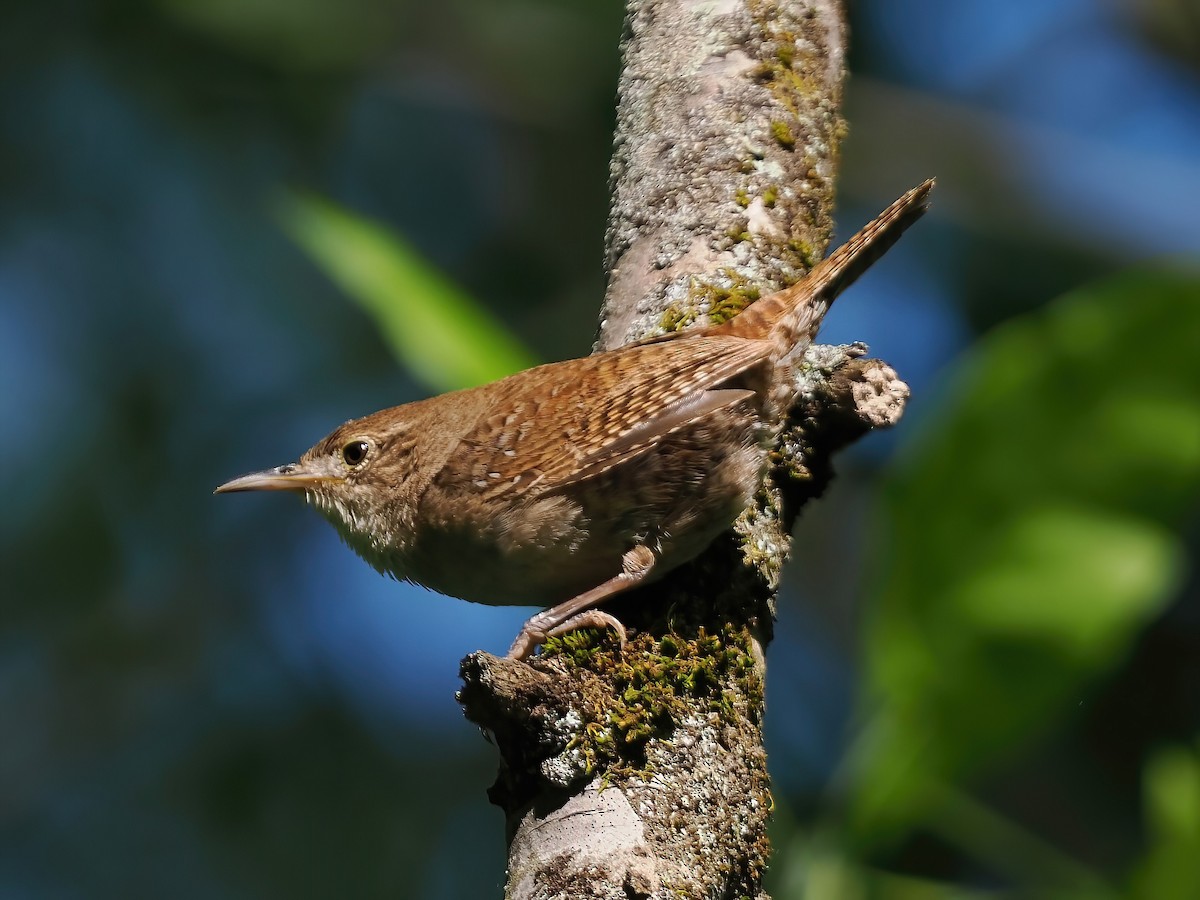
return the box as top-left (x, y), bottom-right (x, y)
top-left (714, 179), bottom-right (935, 354)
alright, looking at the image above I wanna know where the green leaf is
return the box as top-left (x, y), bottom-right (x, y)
top-left (852, 269), bottom-right (1200, 841)
top-left (279, 191), bottom-right (536, 393)
top-left (1131, 743), bottom-right (1200, 900)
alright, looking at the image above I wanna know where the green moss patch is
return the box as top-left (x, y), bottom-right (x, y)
top-left (540, 623), bottom-right (764, 774)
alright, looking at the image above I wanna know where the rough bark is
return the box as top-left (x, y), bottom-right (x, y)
top-left (457, 2), bottom-right (905, 897)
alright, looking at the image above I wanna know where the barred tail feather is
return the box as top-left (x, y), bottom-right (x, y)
top-left (717, 179), bottom-right (934, 352)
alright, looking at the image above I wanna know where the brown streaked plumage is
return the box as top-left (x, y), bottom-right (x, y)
top-left (216, 180), bottom-right (933, 658)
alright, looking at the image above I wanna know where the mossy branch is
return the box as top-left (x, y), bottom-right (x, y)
top-left (455, 2), bottom-right (896, 898)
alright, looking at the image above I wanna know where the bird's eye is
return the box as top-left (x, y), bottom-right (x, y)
top-left (341, 440), bottom-right (370, 467)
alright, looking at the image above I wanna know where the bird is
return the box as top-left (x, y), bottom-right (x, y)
top-left (216, 180), bottom-right (933, 659)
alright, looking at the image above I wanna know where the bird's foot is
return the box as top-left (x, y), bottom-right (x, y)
top-left (506, 610), bottom-right (628, 660)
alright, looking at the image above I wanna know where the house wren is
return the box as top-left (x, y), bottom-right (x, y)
top-left (217, 181), bottom-right (932, 658)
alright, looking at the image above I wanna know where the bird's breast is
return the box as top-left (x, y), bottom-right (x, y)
top-left (405, 492), bottom-right (624, 606)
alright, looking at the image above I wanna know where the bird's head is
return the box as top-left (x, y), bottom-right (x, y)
top-left (215, 411), bottom-right (420, 568)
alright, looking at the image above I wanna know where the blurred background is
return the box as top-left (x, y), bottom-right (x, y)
top-left (1, 0), bottom-right (1198, 896)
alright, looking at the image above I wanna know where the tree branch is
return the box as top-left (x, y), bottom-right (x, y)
top-left (456, 2), bottom-right (907, 897)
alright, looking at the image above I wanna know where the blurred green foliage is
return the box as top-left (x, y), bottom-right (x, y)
top-left (771, 269), bottom-right (1200, 897)
top-left (1132, 742), bottom-right (1200, 900)
top-left (862, 270), bottom-right (1199, 827)
top-left (281, 192), bottom-right (536, 391)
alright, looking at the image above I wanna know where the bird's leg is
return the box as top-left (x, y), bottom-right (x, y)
top-left (506, 545), bottom-right (656, 660)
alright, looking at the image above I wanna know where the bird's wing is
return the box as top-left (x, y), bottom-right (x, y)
top-left (433, 336), bottom-right (768, 500)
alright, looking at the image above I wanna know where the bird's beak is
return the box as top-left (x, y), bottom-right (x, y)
top-left (214, 463), bottom-right (338, 494)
